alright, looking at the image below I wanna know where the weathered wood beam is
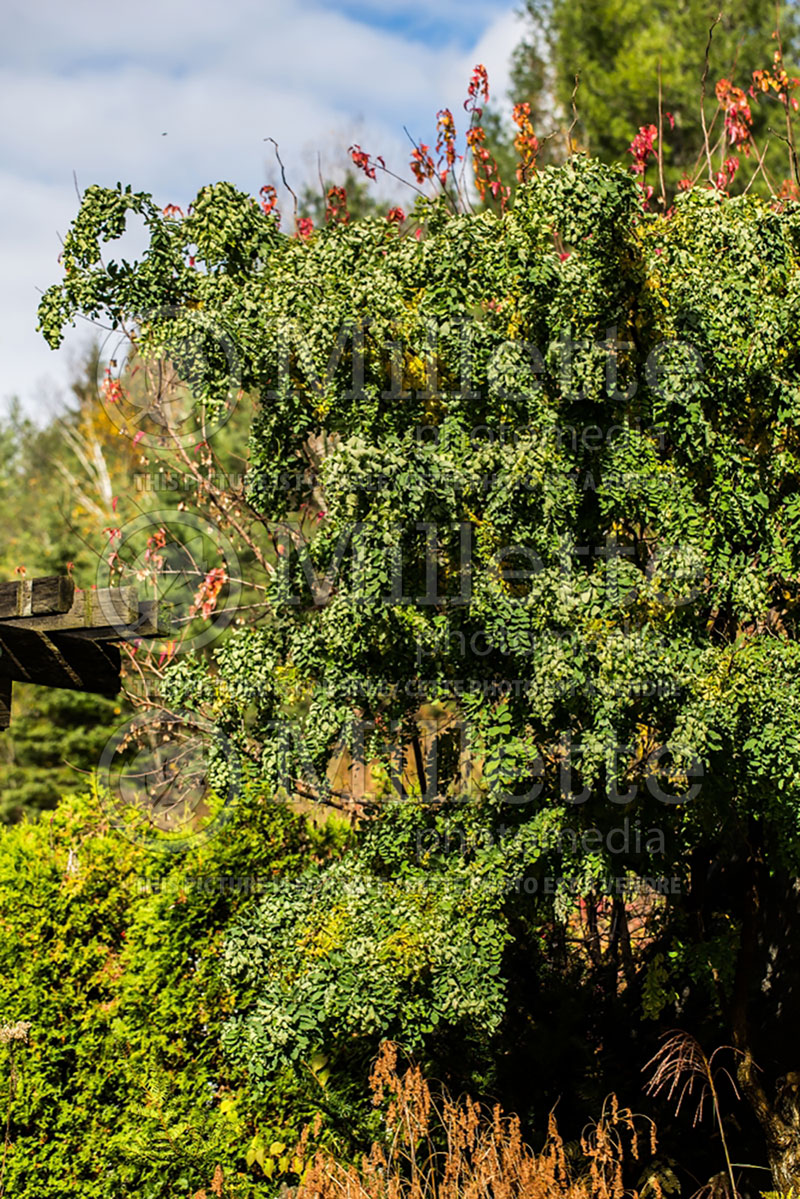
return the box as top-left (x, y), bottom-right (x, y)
top-left (0, 576), bottom-right (74, 620)
top-left (129, 599), bottom-right (168, 639)
top-left (60, 600), bottom-right (168, 642)
top-left (0, 628), bottom-right (121, 695)
top-left (0, 587), bottom-right (139, 637)
top-left (0, 577), bottom-right (172, 732)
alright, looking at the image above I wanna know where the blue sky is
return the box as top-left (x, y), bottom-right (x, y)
top-left (332, 0), bottom-right (515, 48)
top-left (0, 0), bottom-right (525, 418)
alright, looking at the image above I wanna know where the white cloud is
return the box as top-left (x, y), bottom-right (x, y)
top-left (0, 0), bottom-right (524, 417)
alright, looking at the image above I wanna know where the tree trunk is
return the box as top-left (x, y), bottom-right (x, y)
top-left (729, 834), bottom-right (800, 1192)
top-left (750, 1079), bottom-right (800, 1193)
top-left (730, 1045), bottom-right (800, 1190)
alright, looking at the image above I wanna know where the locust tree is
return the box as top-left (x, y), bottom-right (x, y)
top-left (39, 155), bottom-right (800, 1189)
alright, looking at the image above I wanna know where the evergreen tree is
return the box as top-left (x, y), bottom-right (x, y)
top-left (494, 0), bottom-right (800, 195)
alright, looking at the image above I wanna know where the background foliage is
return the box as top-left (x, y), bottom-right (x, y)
top-left (491, 0), bottom-right (800, 194)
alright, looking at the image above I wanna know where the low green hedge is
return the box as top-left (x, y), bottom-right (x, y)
top-left (0, 784), bottom-right (348, 1198)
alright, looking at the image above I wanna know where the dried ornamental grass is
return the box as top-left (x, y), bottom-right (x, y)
top-left (294, 1042), bottom-right (660, 1199)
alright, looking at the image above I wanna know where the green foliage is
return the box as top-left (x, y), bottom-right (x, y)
top-left (52, 162), bottom-right (800, 872)
top-left (222, 798), bottom-right (511, 1084)
top-left (0, 784), bottom-right (347, 1197)
top-left (0, 686), bottom-right (121, 822)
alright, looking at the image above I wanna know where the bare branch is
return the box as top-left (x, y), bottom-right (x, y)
top-left (700, 13), bottom-right (723, 184)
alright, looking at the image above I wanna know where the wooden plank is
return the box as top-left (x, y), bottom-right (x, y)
top-left (131, 599), bottom-right (169, 638)
top-left (0, 627), bottom-right (121, 695)
top-left (0, 587), bottom-right (138, 636)
top-left (0, 576), bottom-right (74, 620)
top-left (59, 600), bottom-right (168, 642)
top-left (0, 677), bottom-right (10, 730)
